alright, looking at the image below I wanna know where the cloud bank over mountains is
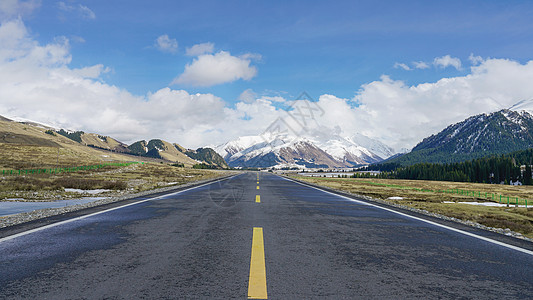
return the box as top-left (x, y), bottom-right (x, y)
top-left (2, 10), bottom-right (533, 151)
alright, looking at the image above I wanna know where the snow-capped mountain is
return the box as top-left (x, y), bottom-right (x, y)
top-left (386, 109), bottom-right (533, 166)
top-left (214, 135), bottom-right (268, 162)
top-left (215, 130), bottom-right (395, 169)
top-left (348, 133), bottom-right (396, 160)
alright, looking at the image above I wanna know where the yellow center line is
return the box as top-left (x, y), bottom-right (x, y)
top-left (248, 227), bottom-right (268, 299)
top-left (255, 195), bottom-right (260, 203)
top-left (257, 186), bottom-right (260, 190)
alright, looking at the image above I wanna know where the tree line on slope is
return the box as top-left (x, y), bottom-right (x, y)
top-left (358, 149), bottom-right (533, 185)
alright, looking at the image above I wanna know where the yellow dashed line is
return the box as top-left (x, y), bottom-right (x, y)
top-left (256, 195), bottom-right (260, 203)
top-left (248, 227), bottom-right (268, 299)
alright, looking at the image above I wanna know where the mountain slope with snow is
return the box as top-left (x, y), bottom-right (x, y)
top-left (385, 109), bottom-right (533, 166)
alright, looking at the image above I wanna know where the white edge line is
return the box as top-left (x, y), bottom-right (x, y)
top-left (0, 175), bottom-right (237, 243)
top-left (283, 176), bottom-right (533, 256)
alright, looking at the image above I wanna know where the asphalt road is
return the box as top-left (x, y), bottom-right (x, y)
top-left (1, 172), bottom-right (532, 299)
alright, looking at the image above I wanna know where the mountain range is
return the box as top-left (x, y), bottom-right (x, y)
top-left (214, 130), bottom-right (396, 169)
top-left (0, 116), bottom-right (228, 168)
top-left (5, 98), bottom-right (533, 170)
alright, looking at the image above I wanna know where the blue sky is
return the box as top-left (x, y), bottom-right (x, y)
top-left (3, 0), bottom-right (533, 149)
top-left (23, 0), bottom-right (533, 101)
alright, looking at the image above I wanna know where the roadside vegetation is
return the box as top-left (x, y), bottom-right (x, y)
top-left (0, 162), bottom-right (228, 201)
top-left (292, 176), bottom-right (533, 239)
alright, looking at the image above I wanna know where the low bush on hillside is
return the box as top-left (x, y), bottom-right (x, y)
top-left (53, 178), bottom-right (127, 190)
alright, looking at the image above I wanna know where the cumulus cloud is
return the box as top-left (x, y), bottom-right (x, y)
top-left (186, 42), bottom-right (214, 56)
top-left (238, 88), bottom-right (257, 103)
top-left (469, 53), bottom-right (483, 65)
top-left (72, 64), bottom-right (111, 79)
top-left (413, 61), bottom-right (430, 69)
top-left (393, 62), bottom-right (411, 71)
top-left (433, 55), bottom-right (462, 70)
top-left (57, 2), bottom-right (95, 20)
top-left (172, 51), bottom-right (258, 87)
top-left (0, 0), bottom-right (40, 20)
top-left (155, 34), bottom-right (178, 54)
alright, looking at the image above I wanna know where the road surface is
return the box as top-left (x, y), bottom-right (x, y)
top-left (1, 172), bottom-right (532, 299)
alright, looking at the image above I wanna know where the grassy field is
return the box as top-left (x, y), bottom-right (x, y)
top-left (292, 176), bottom-right (533, 239)
top-left (0, 162), bottom-right (229, 201)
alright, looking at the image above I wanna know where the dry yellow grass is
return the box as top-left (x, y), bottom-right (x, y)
top-left (293, 176), bottom-right (533, 239)
top-left (0, 162), bottom-right (229, 201)
top-left (156, 140), bottom-right (197, 167)
top-left (0, 120), bottom-right (173, 170)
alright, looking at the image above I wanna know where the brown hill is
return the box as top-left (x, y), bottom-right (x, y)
top-left (0, 119), bottom-right (151, 170)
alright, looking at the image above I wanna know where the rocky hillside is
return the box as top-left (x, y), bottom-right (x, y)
top-left (127, 139), bottom-right (227, 168)
top-left (184, 148), bottom-right (228, 168)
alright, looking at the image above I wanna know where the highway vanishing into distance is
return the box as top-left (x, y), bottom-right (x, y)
top-left (1, 173), bottom-right (533, 299)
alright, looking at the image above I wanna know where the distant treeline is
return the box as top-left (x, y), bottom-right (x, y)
top-left (360, 148), bottom-right (533, 185)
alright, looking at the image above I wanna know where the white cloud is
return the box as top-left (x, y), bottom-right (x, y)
top-left (78, 5), bottom-right (95, 20)
top-left (393, 62), bottom-right (411, 71)
top-left (57, 2), bottom-right (95, 20)
top-left (172, 51), bottom-right (258, 87)
top-left (238, 88), bottom-right (257, 103)
top-left (240, 53), bottom-right (262, 61)
top-left (186, 42), bottom-right (214, 56)
top-left (0, 0), bottom-right (40, 20)
top-left (71, 35), bottom-right (86, 44)
top-left (72, 64), bottom-right (110, 79)
top-left (155, 34), bottom-right (178, 54)
top-left (433, 55), bottom-right (462, 70)
top-left (469, 53), bottom-right (484, 65)
top-left (262, 96), bottom-right (286, 103)
top-left (413, 61), bottom-right (429, 69)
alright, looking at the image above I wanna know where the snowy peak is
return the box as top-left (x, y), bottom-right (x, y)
top-left (348, 133), bottom-right (396, 160)
top-left (216, 131), bottom-right (395, 169)
top-left (213, 135), bottom-right (266, 160)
